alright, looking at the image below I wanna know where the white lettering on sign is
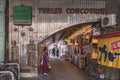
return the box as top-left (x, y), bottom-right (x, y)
top-left (111, 40), bottom-right (120, 50)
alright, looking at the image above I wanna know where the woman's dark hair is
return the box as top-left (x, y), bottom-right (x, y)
top-left (43, 46), bottom-right (47, 51)
top-left (44, 51), bottom-right (48, 55)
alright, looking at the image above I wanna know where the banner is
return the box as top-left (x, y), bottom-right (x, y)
top-left (98, 36), bottom-right (120, 68)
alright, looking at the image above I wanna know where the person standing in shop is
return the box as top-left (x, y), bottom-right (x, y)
top-left (41, 47), bottom-right (50, 75)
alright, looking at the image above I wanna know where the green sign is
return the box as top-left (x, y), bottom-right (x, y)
top-left (13, 6), bottom-right (32, 25)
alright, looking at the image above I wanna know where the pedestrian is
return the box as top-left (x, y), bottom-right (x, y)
top-left (52, 47), bottom-right (55, 57)
top-left (56, 48), bottom-right (59, 57)
top-left (41, 48), bottom-right (50, 75)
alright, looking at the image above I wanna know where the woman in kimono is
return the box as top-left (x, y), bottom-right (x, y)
top-left (41, 47), bottom-right (50, 75)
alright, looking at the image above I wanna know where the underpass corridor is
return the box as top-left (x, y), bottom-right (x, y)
top-left (21, 58), bottom-right (87, 80)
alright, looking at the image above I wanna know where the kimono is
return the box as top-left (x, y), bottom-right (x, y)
top-left (41, 54), bottom-right (50, 74)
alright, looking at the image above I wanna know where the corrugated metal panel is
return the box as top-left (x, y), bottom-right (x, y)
top-left (9, 0), bottom-right (106, 41)
top-left (9, 0), bottom-right (106, 55)
top-left (39, 0), bottom-right (105, 39)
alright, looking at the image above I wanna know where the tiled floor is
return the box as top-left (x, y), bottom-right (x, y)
top-left (21, 58), bottom-right (87, 80)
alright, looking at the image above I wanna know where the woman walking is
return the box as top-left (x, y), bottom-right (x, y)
top-left (41, 47), bottom-right (50, 75)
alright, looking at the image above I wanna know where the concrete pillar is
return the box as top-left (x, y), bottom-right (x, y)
top-left (105, 0), bottom-right (118, 14)
top-left (105, 0), bottom-right (120, 26)
top-left (118, 0), bottom-right (120, 25)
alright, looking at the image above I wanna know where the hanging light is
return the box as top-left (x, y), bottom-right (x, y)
top-left (75, 40), bottom-right (78, 45)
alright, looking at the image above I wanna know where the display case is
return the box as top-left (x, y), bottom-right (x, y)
top-left (75, 55), bottom-right (79, 67)
top-left (79, 55), bottom-right (86, 69)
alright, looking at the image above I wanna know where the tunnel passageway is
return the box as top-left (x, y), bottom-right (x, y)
top-left (21, 58), bottom-right (87, 80)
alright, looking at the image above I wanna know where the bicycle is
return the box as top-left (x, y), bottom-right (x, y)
top-left (85, 64), bottom-right (105, 80)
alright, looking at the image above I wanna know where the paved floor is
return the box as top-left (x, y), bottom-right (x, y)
top-left (21, 58), bottom-right (87, 80)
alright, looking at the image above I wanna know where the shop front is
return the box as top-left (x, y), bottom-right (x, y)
top-left (66, 23), bottom-right (94, 69)
top-left (95, 31), bottom-right (120, 80)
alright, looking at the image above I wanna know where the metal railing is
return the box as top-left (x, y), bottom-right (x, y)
top-left (0, 71), bottom-right (15, 80)
top-left (4, 63), bottom-right (20, 80)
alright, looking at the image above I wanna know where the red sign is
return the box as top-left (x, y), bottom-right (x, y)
top-left (111, 40), bottom-right (120, 50)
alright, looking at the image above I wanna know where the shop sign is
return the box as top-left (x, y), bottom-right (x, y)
top-left (111, 40), bottom-right (120, 50)
top-left (13, 6), bottom-right (32, 26)
top-left (98, 36), bottom-right (120, 68)
top-left (38, 8), bottom-right (105, 14)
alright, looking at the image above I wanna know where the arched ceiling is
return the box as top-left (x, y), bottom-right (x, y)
top-left (40, 21), bottom-right (98, 45)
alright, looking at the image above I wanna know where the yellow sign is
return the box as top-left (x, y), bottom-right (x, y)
top-left (98, 36), bottom-right (120, 68)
